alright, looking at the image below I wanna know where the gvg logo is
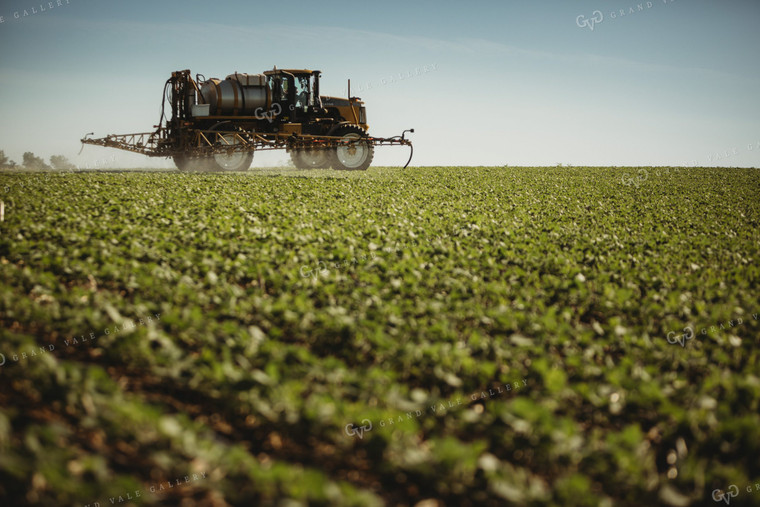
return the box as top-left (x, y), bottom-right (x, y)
top-left (667, 326), bottom-right (694, 348)
top-left (254, 102), bottom-right (296, 123)
top-left (344, 419), bottom-right (372, 439)
top-left (621, 168), bottom-right (649, 188)
top-left (577, 10), bottom-right (604, 30)
top-left (712, 485), bottom-right (739, 504)
top-left (712, 480), bottom-right (760, 504)
top-left (667, 313), bottom-right (754, 348)
top-left (621, 167), bottom-right (682, 188)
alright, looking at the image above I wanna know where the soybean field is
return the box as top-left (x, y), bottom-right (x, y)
top-left (1, 166), bottom-right (759, 506)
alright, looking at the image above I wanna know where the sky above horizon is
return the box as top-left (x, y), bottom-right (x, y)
top-left (0, 0), bottom-right (758, 168)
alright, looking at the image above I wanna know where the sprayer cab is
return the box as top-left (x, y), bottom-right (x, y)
top-left (260, 69), bottom-right (368, 131)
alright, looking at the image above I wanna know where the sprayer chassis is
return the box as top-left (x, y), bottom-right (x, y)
top-left (81, 127), bottom-right (413, 165)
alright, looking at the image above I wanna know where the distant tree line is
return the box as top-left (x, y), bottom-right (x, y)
top-left (0, 150), bottom-right (76, 171)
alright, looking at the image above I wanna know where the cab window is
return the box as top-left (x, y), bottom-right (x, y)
top-left (295, 76), bottom-right (309, 109)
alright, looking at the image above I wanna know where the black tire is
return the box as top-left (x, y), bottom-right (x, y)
top-left (290, 148), bottom-right (331, 169)
top-left (329, 125), bottom-right (374, 171)
top-left (209, 123), bottom-right (253, 171)
top-left (173, 154), bottom-right (191, 171)
top-left (173, 123), bottom-right (253, 172)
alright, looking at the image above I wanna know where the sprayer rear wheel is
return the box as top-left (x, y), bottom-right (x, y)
top-left (172, 123), bottom-right (254, 172)
top-left (210, 124), bottom-right (253, 171)
top-left (173, 155), bottom-right (192, 171)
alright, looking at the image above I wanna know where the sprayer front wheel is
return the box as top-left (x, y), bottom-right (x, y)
top-left (329, 126), bottom-right (374, 171)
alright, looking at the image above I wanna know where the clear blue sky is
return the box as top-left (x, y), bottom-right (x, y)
top-left (1, 0), bottom-right (758, 168)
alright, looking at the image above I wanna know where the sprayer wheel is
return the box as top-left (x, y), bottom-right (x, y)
top-left (329, 125), bottom-right (374, 171)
